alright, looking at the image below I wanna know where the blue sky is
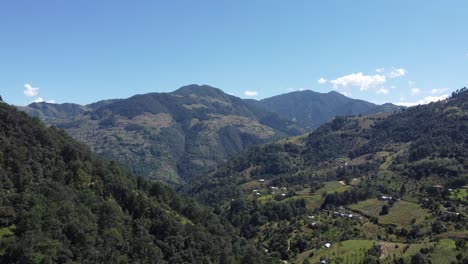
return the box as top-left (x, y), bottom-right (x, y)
top-left (1, 0), bottom-right (467, 106)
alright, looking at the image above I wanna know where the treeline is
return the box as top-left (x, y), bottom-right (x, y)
top-left (0, 104), bottom-right (273, 264)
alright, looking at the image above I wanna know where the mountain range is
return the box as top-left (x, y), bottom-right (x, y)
top-left (185, 88), bottom-right (468, 263)
top-left (18, 85), bottom-right (402, 185)
top-left (2, 87), bottom-right (466, 263)
top-left (257, 90), bottom-right (403, 128)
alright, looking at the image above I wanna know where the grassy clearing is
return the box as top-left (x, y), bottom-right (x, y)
top-left (379, 200), bottom-right (429, 227)
top-left (350, 199), bottom-right (429, 227)
top-left (299, 240), bottom-right (376, 264)
top-left (349, 198), bottom-right (386, 218)
top-left (319, 181), bottom-right (351, 195)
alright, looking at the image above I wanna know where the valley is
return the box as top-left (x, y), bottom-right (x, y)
top-left (185, 88), bottom-right (468, 263)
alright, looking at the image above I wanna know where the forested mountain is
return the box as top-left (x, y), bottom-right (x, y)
top-left (185, 88), bottom-right (468, 263)
top-left (0, 100), bottom-right (273, 264)
top-left (257, 90), bottom-right (404, 129)
top-left (19, 85), bottom-right (303, 185)
top-left (18, 86), bottom-right (404, 186)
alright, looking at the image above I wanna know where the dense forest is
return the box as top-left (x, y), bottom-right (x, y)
top-left (0, 101), bottom-right (273, 263)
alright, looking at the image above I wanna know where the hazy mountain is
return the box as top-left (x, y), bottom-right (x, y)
top-left (19, 85), bottom-right (303, 185)
top-left (0, 101), bottom-right (273, 264)
top-left (257, 90), bottom-right (404, 128)
top-left (186, 88), bottom-right (467, 263)
top-left (17, 102), bottom-right (89, 121)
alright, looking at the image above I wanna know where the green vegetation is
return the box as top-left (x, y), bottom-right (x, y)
top-left (0, 103), bottom-right (273, 263)
top-left (186, 88), bottom-right (468, 263)
top-left (258, 90), bottom-right (403, 129)
top-left (299, 240), bottom-right (376, 264)
top-left (19, 85), bottom-right (303, 185)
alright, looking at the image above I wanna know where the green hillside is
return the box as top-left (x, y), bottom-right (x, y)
top-left (186, 88), bottom-right (468, 263)
top-left (257, 90), bottom-right (404, 129)
top-left (0, 101), bottom-right (273, 264)
top-left (19, 85), bottom-right (303, 185)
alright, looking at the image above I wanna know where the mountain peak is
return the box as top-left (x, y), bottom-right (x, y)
top-left (172, 84), bottom-right (227, 98)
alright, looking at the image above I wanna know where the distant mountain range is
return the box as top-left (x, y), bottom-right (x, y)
top-left (17, 85), bottom-right (402, 184)
top-left (256, 90), bottom-right (403, 129)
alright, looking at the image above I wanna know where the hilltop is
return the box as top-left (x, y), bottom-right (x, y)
top-left (257, 90), bottom-right (403, 129)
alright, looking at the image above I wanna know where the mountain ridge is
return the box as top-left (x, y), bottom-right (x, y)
top-left (19, 85), bottom-right (304, 185)
top-left (17, 85), bottom-right (402, 185)
top-left (184, 87), bottom-right (467, 263)
top-left (258, 89), bottom-right (404, 128)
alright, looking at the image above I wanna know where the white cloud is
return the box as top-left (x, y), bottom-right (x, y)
top-left (410, 88), bottom-right (421, 96)
top-left (23, 83), bottom-right (39, 97)
top-left (32, 97), bottom-right (55, 104)
top-left (377, 88), bottom-right (389, 94)
top-left (330, 72), bottom-right (386, 91)
top-left (388, 68), bottom-right (406, 78)
top-left (317, 78), bottom-right (327, 84)
top-left (431, 88), bottom-right (448, 94)
top-left (396, 94), bottom-right (448, 107)
top-left (244, 90), bottom-right (258, 97)
top-left (287, 87), bottom-right (308, 92)
top-left (376, 68), bottom-right (385, 73)
top-left (338, 90), bottom-right (351, 96)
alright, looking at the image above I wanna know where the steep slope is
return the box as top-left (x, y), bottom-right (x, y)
top-left (20, 85), bottom-right (303, 185)
top-left (258, 90), bottom-right (403, 129)
top-left (0, 101), bottom-right (273, 264)
top-left (186, 88), bottom-right (468, 263)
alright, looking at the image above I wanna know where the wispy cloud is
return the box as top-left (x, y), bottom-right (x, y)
top-left (244, 90), bottom-right (258, 97)
top-left (327, 67), bottom-right (405, 96)
top-left (387, 67), bottom-right (406, 78)
top-left (317, 78), bottom-right (327, 84)
top-left (287, 87), bottom-right (308, 92)
top-left (32, 97), bottom-right (55, 104)
top-left (410, 88), bottom-right (421, 96)
top-left (338, 90), bottom-right (351, 96)
top-left (23, 83), bottom-right (39, 97)
top-left (431, 88), bottom-right (448, 94)
top-left (397, 94), bottom-right (448, 107)
top-left (377, 88), bottom-right (389, 94)
top-left (330, 72), bottom-right (386, 91)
